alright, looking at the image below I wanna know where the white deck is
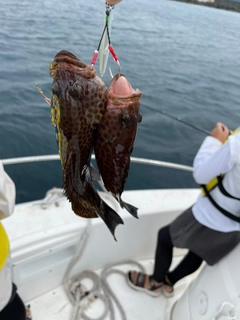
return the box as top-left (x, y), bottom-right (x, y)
top-left (2, 186), bottom-right (240, 319)
top-left (2, 188), bottom-right (201, 319)
top-left (27, 257), bottom-right (201, 320)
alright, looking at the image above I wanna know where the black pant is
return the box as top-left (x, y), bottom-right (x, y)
top-left (152, 225), bottom-right (203, 285)
top-left (0, 284), bottom-right (25, 320)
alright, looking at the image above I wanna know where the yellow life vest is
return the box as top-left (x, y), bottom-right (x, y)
top-left (0, 222), bottom-right (10, 270)
top-left (201, 174), bottom-right (224, 196)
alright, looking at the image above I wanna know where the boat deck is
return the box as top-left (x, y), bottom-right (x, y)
top-left (2, 187), bottom-right (201, 319)
top-left (2, 157), bottom-right (240, 319)
top-left (27, 256), bottom-right (201, 320)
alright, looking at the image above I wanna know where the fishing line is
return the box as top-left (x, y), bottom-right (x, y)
top-left (96, 6), bottom-right (112, 51)
top-left (91, 4), bottom-right (120, 73)
top-left (144, 105), bottom-right (210, 135)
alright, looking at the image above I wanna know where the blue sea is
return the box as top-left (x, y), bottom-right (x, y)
top-left (1, 0), bottom-right (240, 204)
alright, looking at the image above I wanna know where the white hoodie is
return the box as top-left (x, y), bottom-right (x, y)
top-left (0, 161), bottom-right (16, 311)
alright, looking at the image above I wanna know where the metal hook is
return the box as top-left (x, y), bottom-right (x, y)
top-left (109, 61), bottom-right (121, 79)
top-left (116, 60), bottom-right (121, 74)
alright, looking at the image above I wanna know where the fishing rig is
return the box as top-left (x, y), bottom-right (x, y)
top-left (91, 1), bottom-right (121, 76)
top-left (91, 3), bottom-right (211, 136)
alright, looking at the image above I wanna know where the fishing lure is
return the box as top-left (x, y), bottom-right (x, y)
top-left (91, 1), bottom-right (121, 76)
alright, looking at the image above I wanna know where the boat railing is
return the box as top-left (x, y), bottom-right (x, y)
top-left (2, 155), bottom-right (193, 192)
top-left (1, 154), bottom-right (193, 172)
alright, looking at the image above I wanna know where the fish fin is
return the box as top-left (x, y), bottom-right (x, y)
top-left (89, 165), bottom-right (101, 181)
top-left (90, 165), bottom-right (101, 181)
top-left (98, 200), bottom-right (124, 241)
top-left (120, 198), bottom-right (139, 219)
top-left (83, 165), bottom-right (101, 182)
top-left (36, 83), bottom-right (51, 105)
top-left (63, 152), bottom-right (99, 218)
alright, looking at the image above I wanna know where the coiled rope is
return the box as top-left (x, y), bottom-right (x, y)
top-left (63, 221), bottom-right (145, 320)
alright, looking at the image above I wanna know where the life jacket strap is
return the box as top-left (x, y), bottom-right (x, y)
top-left (217, 175), bottom-right (240, 200)
top-left (201, 184), bottom-right (240, 223)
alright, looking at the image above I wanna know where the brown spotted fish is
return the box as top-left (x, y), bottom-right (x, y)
top-left (94, 74), bottom-right (142, 218)
top-left (38, 50), bottom-right (123, 239)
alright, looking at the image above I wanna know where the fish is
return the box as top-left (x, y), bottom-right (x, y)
top-left (94, 73), bottom-right (143, 218)
top-left (37, 50), bottom-right (123, 239)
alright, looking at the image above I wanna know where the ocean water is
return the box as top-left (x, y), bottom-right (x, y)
top-left (1, 0), bottom-right (240, 203)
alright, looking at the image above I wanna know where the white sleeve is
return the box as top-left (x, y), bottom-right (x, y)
top-left (193, 136), bottom-right (234, 185)
top-left (0, 162), bottom-right (16, 219)
top-left (229, 131), bottom-right (240, 164)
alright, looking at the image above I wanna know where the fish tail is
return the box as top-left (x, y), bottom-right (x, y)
top-left (98, 200), bottom-right (124, 241)
top-left (120, 199), bottom-right (139, 219)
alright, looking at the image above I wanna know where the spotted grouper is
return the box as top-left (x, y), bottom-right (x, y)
top-left (38, 50), bottom-right (123, 239)
top-left (94, 73), bottom-right (142, 218)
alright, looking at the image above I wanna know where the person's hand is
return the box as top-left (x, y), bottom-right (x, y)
top-left (210, 122), bottom-right (229, 143)
top-left (106, 0), bottom-right (122, 5)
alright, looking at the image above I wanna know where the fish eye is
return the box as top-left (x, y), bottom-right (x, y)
top-left (138, 113), bottom-right (142, 123)
top-left (121, 114), bottom-right (132, 127)
top-left (51, 81), bottom-right (60, 97)
top-left (69, 81), bottom-right (84, 100)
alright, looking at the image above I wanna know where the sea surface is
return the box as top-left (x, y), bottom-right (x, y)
top-left (1, 0), bottom-right (240, 204)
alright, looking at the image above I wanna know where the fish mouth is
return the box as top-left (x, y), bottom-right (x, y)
top-left (49, 50), bottom-right (96, 78)
top-left (108, 74), bottom-right (142, 99)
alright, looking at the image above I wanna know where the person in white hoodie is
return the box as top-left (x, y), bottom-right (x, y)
top-left (128, 122), bottom-right (240, 297)
top-left (0, 161), bottom-right (26, 319)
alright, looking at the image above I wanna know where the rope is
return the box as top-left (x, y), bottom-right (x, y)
top-left (63, 220), bottom-right (145, 320)
top-left (100, 261), bottom-right (145, 320)
top-left (33, 188), bottom-right (66, 209)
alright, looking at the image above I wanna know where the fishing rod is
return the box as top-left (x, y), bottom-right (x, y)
top-left (144, 105), bottom-right (210, 135)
